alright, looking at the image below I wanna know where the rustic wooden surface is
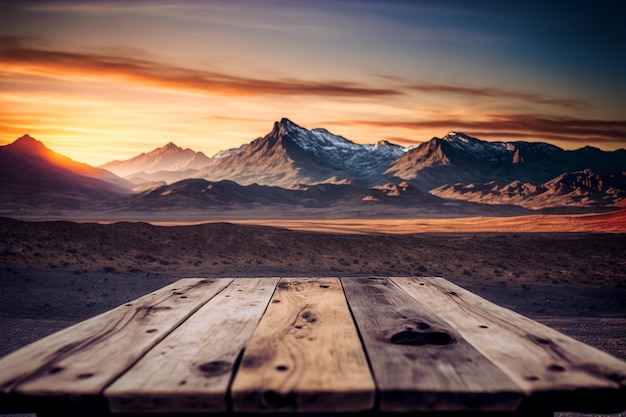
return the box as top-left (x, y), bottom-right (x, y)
top-left (391, 276), bottom-right (626, 412)
top-left (1, 276), bottom-right (625, 415)
top-left (341, 277), bottom-right (522, 412)
top-left (105, 278), bottom-right (279, 413)
top-left (231, 277), bottom-right (376, 412)
top-left (0, 278), bottom-right (232, 397)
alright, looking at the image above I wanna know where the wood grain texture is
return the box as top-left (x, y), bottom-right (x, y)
top-left (0, 278), bottom-right (232, 399)
top-left (392, 277), bottom-right (626, 412)
top-left (231, 277), bottom-right (375, 413)
top-left (105, 278), bottom-right (279, 413)
top-left (341, 277), bottom-right (522, 412)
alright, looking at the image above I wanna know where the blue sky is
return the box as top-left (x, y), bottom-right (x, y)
top-left (1, 0), bottom-right (624, 164)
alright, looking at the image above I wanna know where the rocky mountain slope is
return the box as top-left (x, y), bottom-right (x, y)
top-left (191, 118), bottom-right (406, 187)
top-left (385, 132), bottom-right (626, 190)
top-left (431, 169), bottom-right (626, 210)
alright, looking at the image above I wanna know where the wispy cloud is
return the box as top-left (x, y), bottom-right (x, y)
top-left (0, 36), bottom-right (586, 110)
top-left (1, 36), bottom-right (589, 109)
top-left (0, 36), bottom-right (399, 98)
top-left (406, 84), bottom-right (587, 110)
top-left (337, 114), bottom-right (626, 147)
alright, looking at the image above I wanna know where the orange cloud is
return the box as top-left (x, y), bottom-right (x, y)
top-left (335, 115), bottom-right (626, 148)
top-left (0, 36), bottom-right (400, 98)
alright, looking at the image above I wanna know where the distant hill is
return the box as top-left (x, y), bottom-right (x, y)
top-left (99, 142), bottom-right (211, 182)
top-left (431, 169), bottom-right (626, 210)
top-left (0, 135), bottom-right (132, 212)
top-left (4, 135), bottom-right (133, 188)
top-left (123, 178), bottom-right (529, 217)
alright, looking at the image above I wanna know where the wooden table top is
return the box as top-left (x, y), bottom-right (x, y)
top-left (0, 277), bottom-right (625, 415)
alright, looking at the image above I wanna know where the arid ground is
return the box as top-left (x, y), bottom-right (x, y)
top-left (1, 217), bottom-right (625, 416)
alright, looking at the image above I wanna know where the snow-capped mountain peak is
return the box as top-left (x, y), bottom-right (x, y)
top-left (271, 118), bottom-right (407, 179)
top-left (443, 131), bottom-right (487, 146)
top-left (371, 139), bottom-right (407, 156)
top-left (213, 143), bottom-right (247, 159)
top-left (277, 117), bottom-right (304, 133)
top-left (440, 131), bottom-right (514, 161)
top-left (274, 118), bottom-right (360, 151)
top-left (443, 131), bottom-right (475, 142)
top-left (189, 118), bottom-right (410, 187)
top-left (374, 139), bottom-right (393, 148)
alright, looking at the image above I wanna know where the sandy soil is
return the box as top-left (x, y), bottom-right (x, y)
top-left (225, 210), bottom-right (626, 234)
top-left (1, 217), bottom-right (625, 416)
top-left (9, 207), bottom-right (626, 233)
top-left (1, 217), bottom-right (625, 287)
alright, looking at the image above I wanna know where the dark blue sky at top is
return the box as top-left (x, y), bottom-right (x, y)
top-left (343, 0), bottom-right (625, 90)
top-left (0, 0), bottom-right (624, 161)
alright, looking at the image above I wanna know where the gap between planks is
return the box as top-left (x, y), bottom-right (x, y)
top-left (0, 278), bottom-right (234, 401)
top-left (231, 277), bottom-right (376, 413)
top-left (105, 278), bottom-right (280, 413)
top-left (391, 276), bottom-right (626, 413)
top-left (340, 277), bottom-right (522, 412)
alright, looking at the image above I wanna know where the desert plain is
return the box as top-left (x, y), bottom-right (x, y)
top-left (1, 215), bottom-right (625, 417)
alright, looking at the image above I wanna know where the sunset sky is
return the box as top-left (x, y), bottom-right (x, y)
top-left (1, 0), bottom-right (625, 166)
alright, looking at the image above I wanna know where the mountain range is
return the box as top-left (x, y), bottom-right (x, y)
top-left (99, 118), bottom-right (626, 192)
top-left (1, 118), bottom-right (625, 218)
top-left (431, 170), bottom-right (626, 211)
top-left (100, 119), bottom-right (408, 188)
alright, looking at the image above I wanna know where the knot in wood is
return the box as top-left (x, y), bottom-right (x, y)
top-left (197, 360), bottom-right (231, 377)
top-left (300, 311), bottom-right (317, 323)
top-left (390, 330), bottom-right (453, 346)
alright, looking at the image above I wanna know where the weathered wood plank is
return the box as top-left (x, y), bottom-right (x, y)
top-left (105, 277), bottom-right (279, 413)
top-left (0, 278), bottom-right (233, 401)
top-left (231, 277), bottom-right (375, 413)
top-left (341, 277), bottom-right (522, 412)
top-left (392, 276), bottom-right (626, 412)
